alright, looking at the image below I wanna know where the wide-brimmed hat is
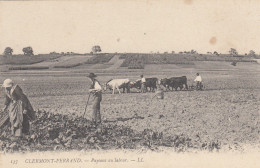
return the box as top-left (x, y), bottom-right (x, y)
top-left (87, 73), bottom-right (97, 78)
top-left (2, 79), bottom-right (14, 88)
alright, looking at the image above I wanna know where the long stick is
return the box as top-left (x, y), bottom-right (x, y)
top-left (151, 94), bottom-right (157, 100)
top-left (83, 94), bottom-right (91, 118)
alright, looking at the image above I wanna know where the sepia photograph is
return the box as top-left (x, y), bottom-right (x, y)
top-left (0, 0), bottom-right (259, 167)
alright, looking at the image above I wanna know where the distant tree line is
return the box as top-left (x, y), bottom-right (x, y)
top-left (3, 46), bottom-right (34, 56)
top-left (2, 46), bottom-right (259, 58)
top-left (4, 47), bottom-right (13, 55)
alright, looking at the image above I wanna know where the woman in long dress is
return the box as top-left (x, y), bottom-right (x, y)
top-left (2, 79), bottom-right (35, 137)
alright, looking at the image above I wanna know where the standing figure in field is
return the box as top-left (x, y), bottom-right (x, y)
top-left (87, 73), bottom-right (102, 126)
top-left (2, 79), bottom-right (35, 138)
top-left (194, 73), bottom-right (202, 90)
top-left (153, 84), bottom-right (164, 99)
top-left (140, 75), bottom-right (146, 93)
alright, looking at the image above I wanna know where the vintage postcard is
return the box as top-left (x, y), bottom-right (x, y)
top-left (0, 0), bottom-right (259, 168)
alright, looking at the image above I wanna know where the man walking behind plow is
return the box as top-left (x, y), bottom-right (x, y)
top-left (194, 73), bottom-right (202, 90)
top-left (140, 75), bottom-right (146, 93)
top-left (1, 79), bottom-right (35, 139)
top-left (87, 73), bottom-right (102, 127)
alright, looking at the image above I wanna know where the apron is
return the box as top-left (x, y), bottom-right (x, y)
top-left (5, 85), bottom-right (35, 136)
top-left (8, 100), bottom-right (24, 136)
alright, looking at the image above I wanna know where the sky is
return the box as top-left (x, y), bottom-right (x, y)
top-left (0, 0), bottom-right (260, 54)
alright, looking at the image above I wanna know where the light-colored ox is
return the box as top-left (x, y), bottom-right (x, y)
top-left (104, 79), bottom-right (130, 94)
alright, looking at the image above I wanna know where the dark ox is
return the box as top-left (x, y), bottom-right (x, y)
top-left (130, 77), bottom-right (158, 92)
top-left (160, 76), bottom-right (188, 91)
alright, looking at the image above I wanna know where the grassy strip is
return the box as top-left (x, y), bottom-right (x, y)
top-left (85, 54), bottom-right (114, 64)
top-left (9, 66), bottom-right (49, 70)
top-left (53, 63), bottom-right (83, 68)
top-left (119, 54), bottom-right (128, 59)
top-left (0, 54), bottom-right (61, 65)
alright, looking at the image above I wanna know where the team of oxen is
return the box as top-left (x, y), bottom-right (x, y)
top-left (103, 76), bottom-right (189, 94)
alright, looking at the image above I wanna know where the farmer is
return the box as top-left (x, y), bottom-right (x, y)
top-left (1, 79), bottom-right (35, 138)
top-left (140, 75), bottom-right (146, 93)
top-left (87, 73), bottom-right (102, 126)
top-left (194, 73), bottom-right (202, 90)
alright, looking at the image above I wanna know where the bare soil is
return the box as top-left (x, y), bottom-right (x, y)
top-left (0, 61), bottom-right (259, 153)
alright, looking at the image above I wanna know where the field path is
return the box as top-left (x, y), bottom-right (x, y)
top-left (105, 55), bottom-right (124, 70)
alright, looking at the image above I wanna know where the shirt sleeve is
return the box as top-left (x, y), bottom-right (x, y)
top-left (194, 76), bottom-right (202, 82)
top-left (94, 81), bottom-right (102, 91)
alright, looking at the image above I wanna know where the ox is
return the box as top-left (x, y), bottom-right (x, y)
top-left (130, 77), bottom-right (158, 92)
top-left (104, 79), bottom-right (130, 94)
top-left (160, 76), bottom-right (188, 91)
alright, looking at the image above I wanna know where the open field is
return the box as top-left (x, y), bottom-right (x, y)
top-left (1, 53), bottom-right (257, 71)
top-left (0, 55), bottom-right (94, 70)
top-left (120, 53), bottom-right (256, 69)
top-left (0, 61), bottom-right (259, 152)
top-left (0, 54), bottom-right (61, 65)
top-left (53, 56), bottom-right (92, 68)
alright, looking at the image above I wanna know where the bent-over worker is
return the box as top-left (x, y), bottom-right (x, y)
top-left (153, 85), bottom-right (164, 99)
top-left (2, 79), bottom-right (35, 138)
